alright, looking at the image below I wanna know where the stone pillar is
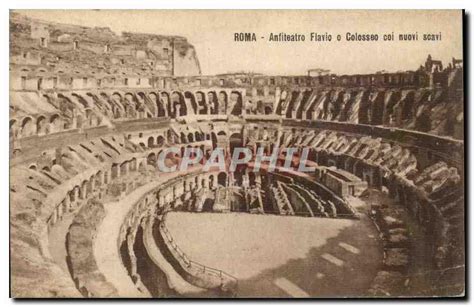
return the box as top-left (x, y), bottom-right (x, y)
top-left (99, 171), bottom-right (105, 186)
top-left (63, 196), bottom-right (71, 212)
top-left (90, 177), bottom-right (96, 193)
top-left (79, 185), bottom-right (86, 200)
top-left (51, 208), bottom-right (58, 225)
top-left (104, 171), bottom-right (111, 184)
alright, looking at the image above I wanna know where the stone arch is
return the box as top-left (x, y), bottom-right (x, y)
top-left (171, 92), bottom-right (187, 117)
top-left (353, 160), bottom-right (364, 179)
top-left (384, 91), bottom-right (402, 125)
top-left (71, 93), bottom-right (90, 109)
top-left (230, 91), bottom-right (243, 116)
top-left (285, 91), bottom-right (300, 118)
top-left (358, 90), bottom-right (372, 124)
top-left (137, 92), bottom-right (154, 117)
top-left (147, 136), bottom-right (155, 148)
top-left (76, 114), bottom-right (84, 129)
top-left (264, 105), bottom-right (273, 115)
top-left (218, 91), bottom-right (228, 114)
top-left (130, 158), bottom-right (138, 172)
top-left (156, 135), bottom-right (165, 147)
top-left (111, 163), bottom-right (119, 179)
top-left (150, 92), bottom-right (166, 117)
top-left (401, 91), bottom-right (416, 121)
top-left (370, 91), bottom-right (386, 125)
top-left (195, 91), bottom-right (207, 114)
top-left (208, 174), bottom-right (215, 189)
top-left (160, 92), bottom-right (171, 117)
top-left (120, 161), bottom-right (128, 176)
top-left (84, 109), bottom-right (99, 127)
top-left (10, 119), bottom-right (18, 138)
top-left (49, 114), bottom-right (62, 133)
top-left (147, 152), bottom-right (157, 166)
top-left (36, 115), bottom-right (47, 135)
top-left (138, 161), bottom-right (146, 172)
top-left (218, 172), bottom-right (227, 187)
top-left (194, 131), bottom-right (201, 142)
top-left (167, 129), bottom-right (175, 144)
top-left (80, 180), bottom-right (89, 199)
top-left (208, 91), bottom-right (218, 115)
top-left (180, 132), bottom-right (187, 144)
top-left (184, 91), bottom-right (198, 115)
top-left (111, 92), bottom-right (124, 105)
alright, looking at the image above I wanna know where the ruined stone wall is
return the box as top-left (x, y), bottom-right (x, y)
top-left (10, 12), bottom-right (201, 78)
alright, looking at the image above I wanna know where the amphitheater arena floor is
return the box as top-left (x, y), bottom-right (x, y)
top-left (164, 211), bottom-right (383, 297)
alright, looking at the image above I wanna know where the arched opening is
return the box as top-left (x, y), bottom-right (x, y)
top-left (184, 91), bottom-right (198, 114)
top-left (153, 93), bottom-right (166, 117)
top-left (370, 91), bottom-right (385, 125)
top-left (384, 91), bottom-right (402, 125)
top-left (180, 132), bottom-right (187, 144)
top-left (358, 91), bottom-right (372, 124)
top-left (147, 136), bottom-right (155, 148)
top-left (196, 91), bottom-right (207, 114)
top-left (195, 131), bottom-right (201, 142)
top-left (49, 114), bottom-right (61, 133)
top-left (111, 163), bottom-right (119, 179)
top-left (230, 91), bottom-right (243, 116)
top-left (208, 92), bottom-right (218, 115)
top-left (218, 172), bottom-right (227, 187)
top-left (36, 116), bottom-right (47, 135)
top-left (10, 119), bottom-right (18, 138)
top-left (218, 91), bottom-right (228, 114)
top-left (147, 152), bottom-right (157, 166)
top-left (208, 175), bottom-right (214, 189)
top-left (402, 91), bottom-right (416, 120)
top-left (264, 106), bottom-right (273, 115)
top-left (160, 92), bottom-right (171, 117)
top-left (188, 133), bottom-right (194, 143)
top-left (156, 135), bottom-right (165, 147)
top-left (76, 114), bottom-right (84, 129)
top-left (21, 117), bottom-right (35, 137)
top-left (171, 92), bottom-right (187, 117)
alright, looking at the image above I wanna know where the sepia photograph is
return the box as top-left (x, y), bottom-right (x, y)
top-left (8, 9), bottom-right (465, 299)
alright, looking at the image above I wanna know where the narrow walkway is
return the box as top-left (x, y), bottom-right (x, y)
top-left (93, 166), bottom-right (205, 297)
top-left (143, 221), bottom-right (205, 295)
top-left (93, 201), bottom-right (148, 297)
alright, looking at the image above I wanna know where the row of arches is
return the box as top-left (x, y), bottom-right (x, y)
top-left (11, 109), bottom-right (103, 139)
top-left (277, 88), bottom-right (440, 131)
top-left (52, 89), bottom-right (244, 121)
top-left (47, 156), bottom-right (144, 227)
top-left (10, 114), bottom-right (63, 138)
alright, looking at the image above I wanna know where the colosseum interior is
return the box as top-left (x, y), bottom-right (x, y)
top-left (9, 11), bottom-right (465, 298)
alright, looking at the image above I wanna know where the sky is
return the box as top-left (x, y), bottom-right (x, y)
top-left (14, 10), bottom-right (463, 76)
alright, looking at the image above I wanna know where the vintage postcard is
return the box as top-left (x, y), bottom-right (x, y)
top-left (9, 10), bottom-right (464, 298)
